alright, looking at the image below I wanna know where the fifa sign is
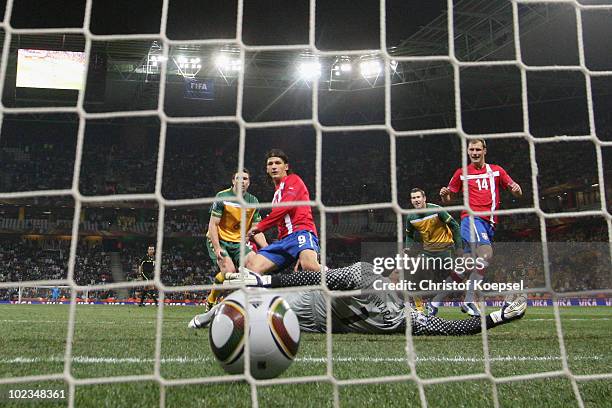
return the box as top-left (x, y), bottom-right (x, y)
top-left (184, 78), bottom-right (215, 100)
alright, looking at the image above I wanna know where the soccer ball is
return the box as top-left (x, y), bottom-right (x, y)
top-left (209, 290), bottom-right (301, 379)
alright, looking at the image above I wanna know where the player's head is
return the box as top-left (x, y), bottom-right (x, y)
top-left (468, 139), bottom-right (487, 166)
top-left (147, 245), bottom-right (155, 256)
top-left (232, 168), bottom-right (250, 194)
top-left (410, 188), bottom-right (426, 209)
top-left (265, 149), bottom-right (290, 182)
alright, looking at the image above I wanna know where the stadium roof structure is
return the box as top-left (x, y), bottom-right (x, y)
top-left (394, 0), bottom-right (517, 59)
top-left (1, 0), bottom-right (610, 124)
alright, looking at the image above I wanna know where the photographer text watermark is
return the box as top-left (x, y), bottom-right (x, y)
top-left (373, 279), bottom-right (524, 292)
top-left (372, 254), bottom-right (486, 275)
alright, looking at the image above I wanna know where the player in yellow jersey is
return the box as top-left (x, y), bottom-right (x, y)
top-left (205, 169), bottom-right (268, 310)
top-left (404, 188), bottom-right (462, 314)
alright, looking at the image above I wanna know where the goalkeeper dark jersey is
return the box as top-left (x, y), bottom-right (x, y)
top-left (276, 263), bottom-right (485, 336)
top-left (139, 255), bottom-right (155, 280)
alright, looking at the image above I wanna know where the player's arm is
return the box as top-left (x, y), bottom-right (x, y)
top-left (499, 167), bottom-right (522, 198)
top-left (404, 219), bottom-right (417, 254)
top-left (250, 222), bottom-right (268, 248)
top-left (269, 265), bottom-right (362, 290)
top-left (249, 207), bottom-right (268, 248)
top-left (439, 210), bottom-right (462, 251)
top-left (207, 199), bottom-right (227, 260)
top-left (138, 260), bottom-right (148, 281)
top-left (412, 297), bottom-right (526, 336)
top-left (207, 215), bottom-right (225, 260)
top-left (229, 263), bottom-right (365, 290)
top-left (440, 169), bottom-right (462, 203)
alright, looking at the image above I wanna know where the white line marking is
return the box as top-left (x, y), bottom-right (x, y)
top-left (0, 355), bottom-right (604, 365)
top-left (527, 318), bottom-right (610, 321)
top-left (0, 319), bottom-right (119, 325)
top-left (0, 319), bottom-right (177, 325)
top-left (1, 317), bottom-right (608, 325)
top-left (524, 309), bottom-right (612, 315)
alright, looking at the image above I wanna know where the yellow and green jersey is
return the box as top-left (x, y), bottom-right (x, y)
top-left (404, 203), bottom-right (461, 253)
top-left (208, 188), bottom-right (262, 243)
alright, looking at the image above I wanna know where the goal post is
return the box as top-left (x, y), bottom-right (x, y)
top-left (13, 285), bottom-right (74, 304)
top-left (0, 1), bottom-right (610, 407)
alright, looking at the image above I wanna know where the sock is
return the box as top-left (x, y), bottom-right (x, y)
top-left (431, 275), bottom-right (456, 306)
top-left (207, 272), bottom-right (225, 304)
top-left (414, 297), bottom-right (424, 311)
top-left (464, 268), bottom-right (485, 303)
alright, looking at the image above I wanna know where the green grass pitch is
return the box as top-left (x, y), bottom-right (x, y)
top-left (0, 304), bottom-right (610, 407)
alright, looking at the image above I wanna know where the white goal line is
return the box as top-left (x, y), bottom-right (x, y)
top-left (0, 354), bottom-right (604, 365)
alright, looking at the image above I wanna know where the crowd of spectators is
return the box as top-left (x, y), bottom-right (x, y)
top-left (0, 206), bottom-right (208, 237)
top-left (120, 241), bottom-right (212, 286)
top-left (2, 120), bottom-right (609, 211)
top-left (0, 115), bottom-right (610, 301)
top-left (0, 238), bottom-right (230, 301)
top-left (0, 239), bottom-right (112, 285)
top-left (0, 214), bottom-right (608, 302)
top-left (0, 237), bottom-right (360, 295)
top-left (0, 239), bottom-right (66, 283)
top-left (0, 143), bottom-right (74, 192)
top-left (493, 246), bottom-right (609, 293)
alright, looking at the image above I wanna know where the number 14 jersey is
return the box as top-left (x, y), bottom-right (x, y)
top-left (447, 163), bottom-right (516, 224)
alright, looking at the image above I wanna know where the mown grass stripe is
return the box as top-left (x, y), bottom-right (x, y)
top-left (0, 355), bottom-right (604, 365)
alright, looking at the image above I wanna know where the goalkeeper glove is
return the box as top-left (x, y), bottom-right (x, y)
top-left (223, 267), bottom-right (271, 287)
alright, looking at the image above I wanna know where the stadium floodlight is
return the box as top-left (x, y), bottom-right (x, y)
top-left (146, 41), bottom-right (166, 78)
top-left (297, 60), bottom-right (321, 80)
top-left (215, 54), bottom-right (241, 72)
top-left (214, 51), bottom-right (241, 84)
top-left (390, 59), bottom-right (398, 72)
top-left (359, 59), bottom-right (381, 78)
top-left (331, 56), bottom-right (352, 78)
top-left (173, 55), bottom-right (201, 78)
top-left (174, 55), bottom-right (189, 70)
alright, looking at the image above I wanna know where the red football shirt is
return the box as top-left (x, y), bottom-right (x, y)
top-left (447, 163), bottom-right (515, 224)
top-left (256, 174), bottom-right (318, 239)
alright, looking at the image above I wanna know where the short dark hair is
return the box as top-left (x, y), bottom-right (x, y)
top-left (410, 188), bottom-right (426, 197)
top-left (265, 149), bottom-right (289, 164)
top-left (265, 149), bottom-right (292, 181)
top-left (147, 244), bottom-right (155, 249)
top-left (234, 168), bottom-right (250, 176)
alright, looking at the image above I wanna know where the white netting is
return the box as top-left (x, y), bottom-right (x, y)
top-left (0, 0), bottom-right (610, 407)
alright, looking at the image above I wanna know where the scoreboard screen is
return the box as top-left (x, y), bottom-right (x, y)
top-left (16, 49), bottom-right (87, 90)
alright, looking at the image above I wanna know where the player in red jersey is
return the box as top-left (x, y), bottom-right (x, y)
top-left (244, 149), bottom-right (320, 274)
top-left (438, 139), bottom-right (522, 315)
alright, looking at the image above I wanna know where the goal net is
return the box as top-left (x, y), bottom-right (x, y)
top-left (0, 0), bottom-right (610, 407)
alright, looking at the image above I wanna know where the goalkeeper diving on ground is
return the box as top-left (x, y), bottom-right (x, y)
top-left (188, 262), bottom-right (526, 335)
